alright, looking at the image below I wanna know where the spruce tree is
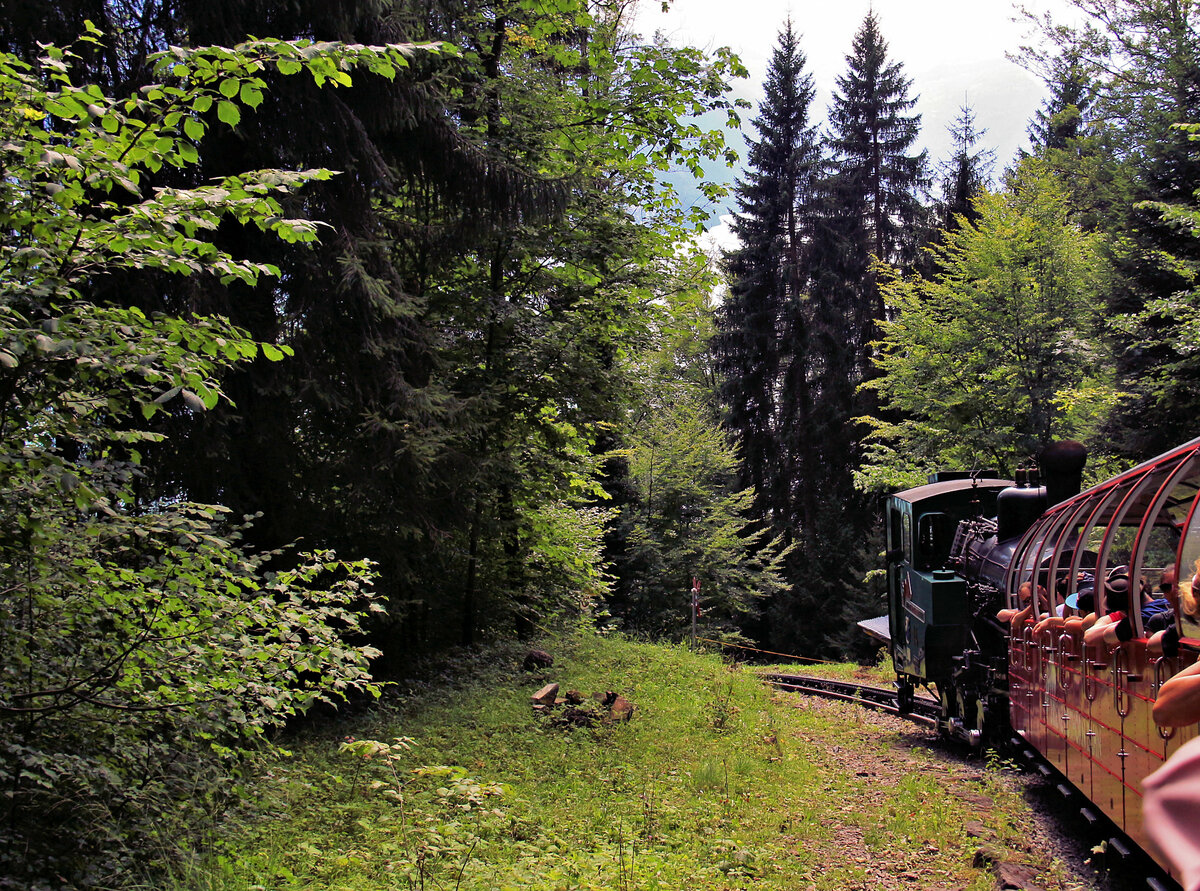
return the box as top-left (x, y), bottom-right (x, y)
top-left (825, 11), bottom-right (929, 378)
top-left (938, 103), bottom-right (995, 234)
top-left (716, 20), bottom-right (893, 658)
top-left (758, 12), bottom-right (928, 657)
top-left (1025, 47), bottom-right (1095, 153)
top-left (715, 21), bottom-right (832, 652)
top-left (716, 19), bottom-right (822, 524)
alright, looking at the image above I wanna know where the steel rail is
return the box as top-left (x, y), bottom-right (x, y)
top-left (759, 672), bottom-right (940, 728)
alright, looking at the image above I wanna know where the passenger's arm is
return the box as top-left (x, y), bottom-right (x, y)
top-left (1101, 612), bottom-right (1134, 646)
top-left (1153, 660), bottom-right (1200, 727)
top-left (1083, 614), bottom-right (1116, 647)
top-left (1008, 604), bottom-right (1034, 635)
top-left (1065, 611), bottom-right (1099, 635)
top-left (1033, 614), bottom-right (1066, 634)
top-left (1148, 625), bottom-right (1181, 658)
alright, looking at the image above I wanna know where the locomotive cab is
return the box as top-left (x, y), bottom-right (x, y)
top-left (884, 476), bottom-right (1012, 739)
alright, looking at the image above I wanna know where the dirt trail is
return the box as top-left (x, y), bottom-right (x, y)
top-left (775, 687), bottom-right (1159, 891)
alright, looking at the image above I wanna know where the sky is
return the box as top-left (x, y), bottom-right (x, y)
top-left (630, 0), bottom-right (1080, 243)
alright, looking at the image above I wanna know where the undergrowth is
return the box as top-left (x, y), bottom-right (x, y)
top-left (182, 632), bottom-right (1053, 890)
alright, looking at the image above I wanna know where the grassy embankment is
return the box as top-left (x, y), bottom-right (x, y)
top-left (192, 632), bottom-right (1057, 890)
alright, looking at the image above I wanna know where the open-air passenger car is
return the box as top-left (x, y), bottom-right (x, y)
top-left (1004, 436), bottom-right (1200, 882)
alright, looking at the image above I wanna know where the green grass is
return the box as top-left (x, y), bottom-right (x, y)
top-left (753, 645), bottom-right (895, 685)
top-left (185, 632), bottom-right (1058, 890)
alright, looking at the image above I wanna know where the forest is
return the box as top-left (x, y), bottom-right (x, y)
top-left (0, 0), bottom-right (1197, 886)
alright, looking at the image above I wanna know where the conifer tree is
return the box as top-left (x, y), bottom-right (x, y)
top-left (716, 20), bottom-right (901, 658)
top-left (1020, 0), bottom-right (1200, 457)
top-left (938, 104), bottom-right (995, 233)
top-left (743, 12), bottom-right (929, 657)
top-left (1025, 47), bottom-right (1096, 153)
top-left (825, 11), bottom-right (929, 379)
top-left (1092, 0), bottom-right (1200, 455)
top-left (715, 22), bottom-right (840, 653)
top-left (716, 19), bottom-right (822, 524)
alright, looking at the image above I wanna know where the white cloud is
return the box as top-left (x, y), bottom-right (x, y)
top-left (699, 213), bottom-right (740, 257)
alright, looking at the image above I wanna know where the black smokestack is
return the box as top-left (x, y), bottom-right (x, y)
top-left (1040, 440), bottom-right (1088, 507)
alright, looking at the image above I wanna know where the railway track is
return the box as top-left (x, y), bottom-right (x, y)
top-left (758, 672), bottom-right (940, 727)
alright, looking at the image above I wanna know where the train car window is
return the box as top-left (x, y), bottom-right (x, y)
top-left (1095, 456), bottom-right (1193, 621)
top-left (1130, 452), bottom-right (1199, 635)
top-left (1068, 473), bottom-right (1147, 612)
top-left (902, 512), bottom-right (913, 566)
top-left (887, 507), bottom-right (904, 562)
top-left (1057, 492), bottom-right (1110, 613)
top-left (1174, 474), bottom-right (1200, 641)
top-left (1050, 498), bottom-right (1100, 608)
top-left (1017, 511), bottom-right (1067, 619)
top-left (1038, 505), bottom-right (1088, 618)
top-left (1006, 523), bottom-right (1045, 609)
top-left (1105, 527), bottom-right (1137, 570)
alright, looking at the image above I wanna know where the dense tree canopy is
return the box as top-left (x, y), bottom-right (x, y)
top-left (715, 14), bottom-right (930, 657)
top-left (1017, 0), bottom-right (1200, 454)
top-left (858, 159), bottom-right (1116, 490)
top-left (824, 10), bottom-right (929, 376)
top-left (0, 4), bottom-right (750, 885)
top-left (717, 19), bottom-right (821, 523)
top-left (0, 32), bottom-right (436, 884)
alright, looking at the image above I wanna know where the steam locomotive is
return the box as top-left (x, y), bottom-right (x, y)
top-left (870, 436), bottom-right (1200, 884)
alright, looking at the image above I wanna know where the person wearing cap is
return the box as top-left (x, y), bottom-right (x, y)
top-left (1033, 575), bottom-right (1070, 633)
top-left (1062, 574), bottom-right (1098, 635)
top-left (1085, 567), bottom-right (1176, 648)
top-left (1083, 572), bottom-right (1134, 647)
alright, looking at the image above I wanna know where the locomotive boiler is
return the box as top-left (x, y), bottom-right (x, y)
top-left (874, 436), bottom-right (1200, 886)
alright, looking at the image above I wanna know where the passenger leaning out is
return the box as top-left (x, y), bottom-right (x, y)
top-left (1061, 574), bottom-right (1097, 636)
top-left (1148, 563), bottom-right (1185, 656)
top-left (1083, 572), bottom-right (1134, 647)
top-left (1141, 564), bottom-right (1175, 628)
top-left (997, 581), bottom-right (1039, 632)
